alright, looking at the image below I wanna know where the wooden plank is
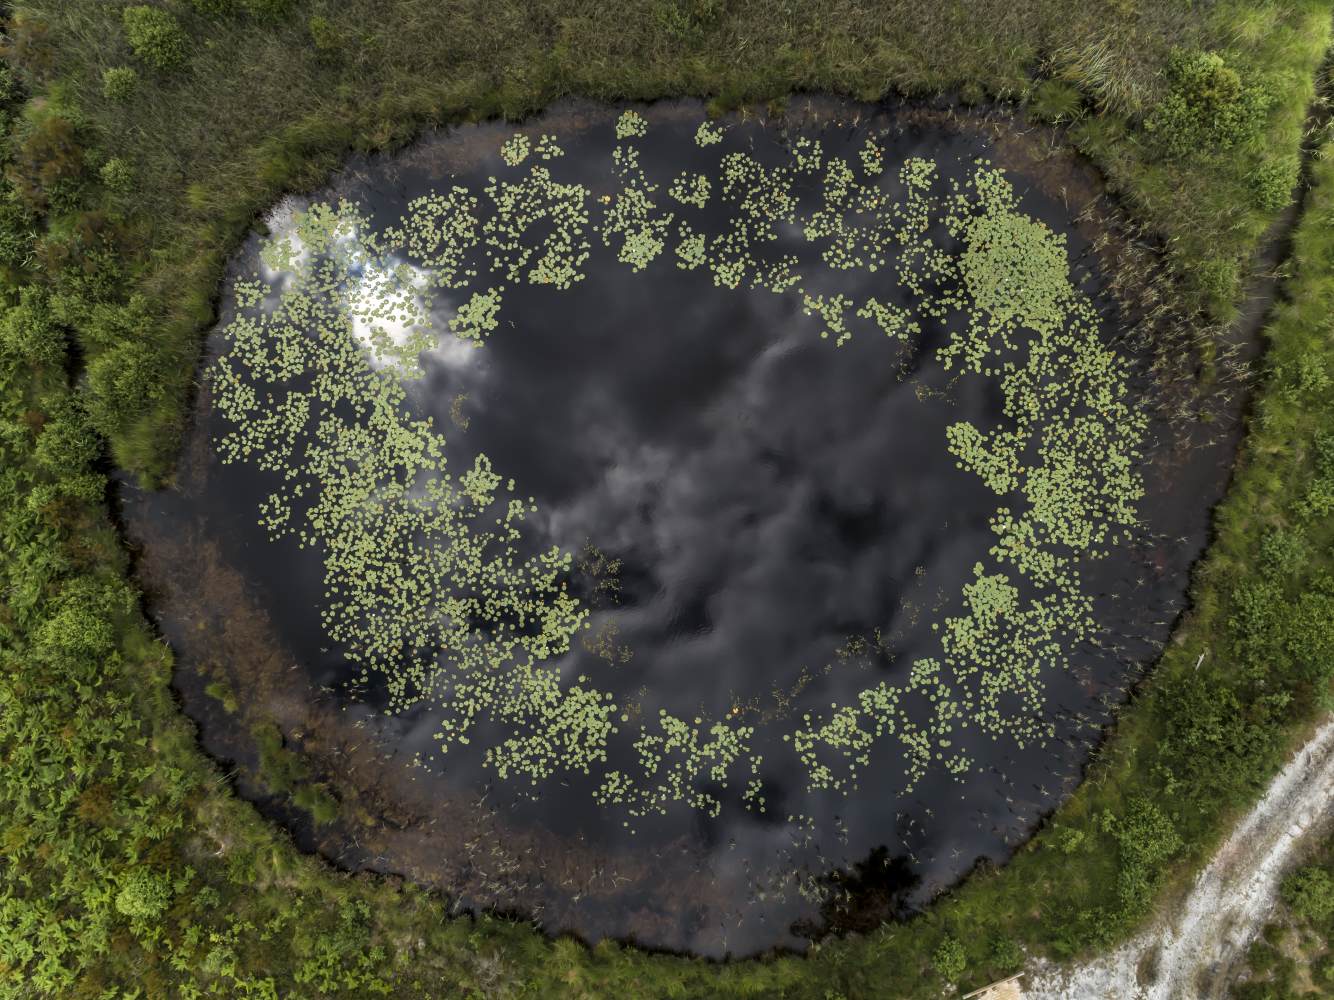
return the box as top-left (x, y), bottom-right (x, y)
top-left (960, 971), bottom-right (1026, 1000)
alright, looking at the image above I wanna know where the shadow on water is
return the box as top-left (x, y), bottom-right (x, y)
top-left (117, 96), bottom-right (1266, 958)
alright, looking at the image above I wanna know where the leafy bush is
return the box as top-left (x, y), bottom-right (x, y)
top-left (101, 66), bottom-right (139, 102)
top-left (0, 197), bottom-right (36, 270)
top-left (959, 81), bottom-right (987, 106)
top-left (79, 295), bottom-right (154, 353)
top-left (1259, 526), bottom-right (1307, 578)
top-left (989, 935), bottom-right (1023, 971)
top-left (85, 339), bottom-right (166, 437)
top-left (1279, 352), bottom-right (1331, 399)
top-left (1154, 672), bottom-right (1280, 804)
top-left (0, 287), bottom-right (64, 369)
top-left (99, 157), bottom-right (134, 193)
top-left (122, 6), bottom-right (190, 72)
top-left (35, 578), bottom-right (126, 658)
top-left (1144, 50), bottom-right (1272, 159)
top-left (115, 867), bottom-right (173, 919)
top-left (1280, 865), bottom-right (1334, 924)
top-left (1111, 796), bottom-right (1182, 912)
top-left (1315, 954), bottom-right (1334, 989)
top-left (1250, 156), bottom-right (1298, 212)
top-left (1281, 589), bottom-right (1334, 685)
top-left (1191, 256), bottom-right (1240, 315)
top-left (931, 935), bottom-right (966, 982)
top-left (33, 398), bottom-right (99, 476)
top-left (1052, 825), bottom-right (1086, 854)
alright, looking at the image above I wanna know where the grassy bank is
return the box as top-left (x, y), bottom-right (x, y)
top-left (0, 0), bottom-right (1332, 996)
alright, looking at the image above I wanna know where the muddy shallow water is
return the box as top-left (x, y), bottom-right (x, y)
top-left (120, 98), bottom-right (1246, 957)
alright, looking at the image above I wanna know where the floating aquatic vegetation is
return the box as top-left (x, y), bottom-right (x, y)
top-left (212, 111), bottom-right (1145, 823)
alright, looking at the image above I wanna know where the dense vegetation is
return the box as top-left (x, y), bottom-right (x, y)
top-left (0, 0), bottom-right (1331, 996)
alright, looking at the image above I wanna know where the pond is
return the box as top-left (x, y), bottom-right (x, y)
top-left (120, 98), bottom-right (1246, 957)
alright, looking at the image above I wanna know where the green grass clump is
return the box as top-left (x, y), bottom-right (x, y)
top-left (293, 783), bottom-right (340, 824)
top-left (204, 679), bottom-right (239, 712)
top-left (251, 720), bottom-right (309, 794)
top-left (1028, 78), bottom-right (1086, 124)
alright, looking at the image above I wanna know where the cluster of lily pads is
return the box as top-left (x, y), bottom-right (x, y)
top-left (211, 109), bottom-right (1145, 822)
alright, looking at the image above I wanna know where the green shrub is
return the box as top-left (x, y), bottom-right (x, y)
top-left (1315, 954), bottom-right (1334, 988)
top-left (99, 157), bottom-right (134, 193)
top-left (1112, 796), bottom-right (1182, 912)
top-left (1250, 156), bottom-right (1298, 212)
top-left (85, 339), bottom-right (166, 437)
top-left (959, 81), bottom-right (986, 106)
top-left (101, 66), bottom-right (139, 102)
top-left (33, 398), bottom-right (99, 475)
top-left (1279, 352), bottom-right (1331, 399)
top-left (1144, 50), bottom-right (1272, 159)
top-left (35, 578), bottom-right (126, 658)
top-left (931, 935), bottom-right (966, 982)
top-left (1259, 526), bottom-right (1307, 578)
top-left (115, 867), bottom-right (173, 920)
top-left (653, 0), bottom-right (720, 40)
top-left (122, 6), bottom-right (190, 72)
top-left (1282, 590), bottom-right (1334, 685)
top-left (1052, 825), bottom-right (1086, 854)
top-left (1247, 938), bottom-right (1280, 975)
top-left (0, 288), bottom-right (64, 368)
top-left (7, 113), bottom-right (87, 211)
top-left (989, 935), bottom-right (1023, 971)
top-left (1280, 865), bottom-right (1334, 924)
top-left (1191, 256), bottom-right (1239, 315)
top-left (1155, 671), bottom-right (1281, 804)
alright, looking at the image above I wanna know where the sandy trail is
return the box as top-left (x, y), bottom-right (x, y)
top-left (1025, 715), bottom-right (1334, 1000)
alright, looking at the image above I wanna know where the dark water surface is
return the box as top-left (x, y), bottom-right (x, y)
top-left (121, 99), bottom-right (1244, 956)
